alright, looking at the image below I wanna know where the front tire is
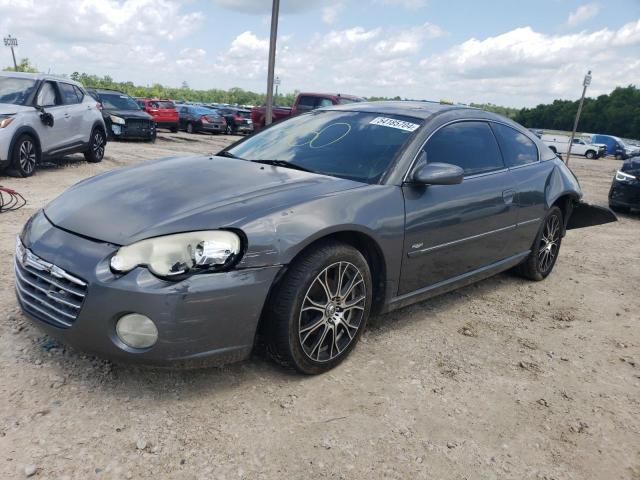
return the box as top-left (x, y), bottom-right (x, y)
top-left (186, 122), bottom-right (195, 134)
top-left (585, 150), bottom-right (595, 159)
top-left (266, 241), bottom-right (372, 374)
top-left (516, 206), bottom-right (563, 281)
top-left (84, 128), bottom-right (106, 163)
top-left (9, 134), bottom-right (39, 177)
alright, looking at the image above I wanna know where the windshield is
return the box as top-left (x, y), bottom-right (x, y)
top-left (0, 77), bottom-right (37, 105)
top-left (100, 93), bottom-right (141, 111)
top-left (226, 111), bottom-right (422, 183)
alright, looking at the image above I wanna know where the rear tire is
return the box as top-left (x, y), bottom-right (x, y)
top-left (84, 128), bottom-right (106, 163)
top-left (170, 125), bottom-right (178, 133)
top-left (516, 206), bottom-right (563, 281)
top-left (266, 241), bottom-right (372, 374)
top-left (8, 134), bottom-right (39, 177)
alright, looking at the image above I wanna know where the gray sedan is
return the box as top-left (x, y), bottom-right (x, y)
top-left (15, 101), bottom-right (615, 374)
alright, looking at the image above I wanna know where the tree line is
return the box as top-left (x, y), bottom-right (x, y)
top-left (515, 85), bottom-right (640, 139)
top-left (4, 58), bottom-right (638, 138)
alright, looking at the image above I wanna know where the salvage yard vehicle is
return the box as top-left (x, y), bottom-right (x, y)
top-left (14, 101), bottom-right (616, 374)
top-left (136, 98), bottom-right (179, 132)
top-left (176, 105), bottom-right (227, 134)
top-left (589, 134), bottom-right (640, 160)
top-left (0, 72), bottom-right (106, 177)
top-left (251, 92), bottom-right (364, 131)
top-left (87, 88), bottom-right (156, 142)
top-left (541, 134), bottom-right (604, 159)
top-left (217, 106), bottom-right (254, 134)
top-left (609, 156), bottom-right (640, 213)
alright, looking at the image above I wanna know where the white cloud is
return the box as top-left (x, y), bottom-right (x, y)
top-left (211, 0), bottom-right (327, 15)
top-left (567, 3), bottom-right (600, 27)
top-left (322, 2), bottom-right (345, 25)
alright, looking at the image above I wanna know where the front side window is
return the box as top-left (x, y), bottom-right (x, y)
top-left (0, 77), bottom-right (37, 105)
top-left (226, 111), bottom-right (422, 184)
top-left (296, 96), bottom-right (316, 112)
top-left (36, 82), bottom-right (58, 107)
top-left (425, 121), bottom-right (504, 176)
top-left (490, 123), bottom-right (538, 167)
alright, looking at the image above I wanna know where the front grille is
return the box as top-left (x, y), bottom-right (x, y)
top-left (125, 119), bottom-right (152, 136)
top-left (14, 238), bottom-right (87, 329)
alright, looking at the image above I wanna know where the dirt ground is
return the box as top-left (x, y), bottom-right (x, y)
top-left (0, 131), bottom-right (638, 480)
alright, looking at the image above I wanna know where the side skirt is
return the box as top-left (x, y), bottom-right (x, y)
top-left (382, 251), bottom-right (530, 313)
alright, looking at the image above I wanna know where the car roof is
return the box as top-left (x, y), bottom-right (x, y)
top-left (88, 88), bottom-right (132, 96)
top-left (0, 71), bottom-right (83, 87)
top-left (321, 100), bottom-right (469, 119)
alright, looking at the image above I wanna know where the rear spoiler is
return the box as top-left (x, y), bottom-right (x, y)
top-left (566, 201), bottom-right (617, 230)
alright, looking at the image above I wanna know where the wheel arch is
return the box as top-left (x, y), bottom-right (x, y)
top-left (254, 229), bottom-right (388, 344)
top-left (9, 126), bottom-right (42, 159)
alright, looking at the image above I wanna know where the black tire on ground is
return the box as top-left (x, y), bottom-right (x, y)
top-left (615, 154), bottom-right (623, 160)
top-left (266, 241), bottom-right (373, 374)
top-left (8, 134), bottom-right (39, 177)
top-left (225, 125), bottom-right (232, 135)
top-left (585, 150), bottom-right (595, 159)
top-left (186, 122), bottom-right (195, 134)
top-left (515, 206), bottom-right (563, 281)
top-left (170, 125), bottom-right (178, 133)
top-left (84, 128), bottom-right (106, 163)
top-left (609, 204), bottom-right (630, 214)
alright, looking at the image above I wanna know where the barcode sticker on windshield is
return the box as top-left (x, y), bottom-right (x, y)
top-left (369, 117), bottom-right (420, 132)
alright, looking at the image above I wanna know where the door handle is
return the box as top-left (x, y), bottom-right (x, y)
top-left (502, 189), bottom-right (515, 204)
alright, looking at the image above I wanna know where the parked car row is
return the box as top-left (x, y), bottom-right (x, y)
top-left (534, 129), bottom-right (640, 160)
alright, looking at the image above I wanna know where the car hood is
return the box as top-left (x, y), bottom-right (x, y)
top-left (0, 103), bottom-right (35, 115)
top-left (44, 156), bottom-right (364, 245)
top-left (105, 109), bottom-right (153, 120)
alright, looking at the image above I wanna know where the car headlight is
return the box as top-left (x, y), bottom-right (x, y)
top-left (615, 170), bottom-right (635, 182)
top-left (110, 231), bottom-right (242, 278)
top-left (110, 115), bottom-right (126, 125)
top-left (0, 115), bottom-right (14, 128)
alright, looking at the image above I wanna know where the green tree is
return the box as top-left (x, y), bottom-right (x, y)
top-left (3, 57), bottom-right (39, 73)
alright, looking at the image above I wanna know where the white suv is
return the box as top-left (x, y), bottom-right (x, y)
top-left (0, 72), bottom-right (106, 177)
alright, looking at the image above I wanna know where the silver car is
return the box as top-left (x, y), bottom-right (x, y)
top-left (0, 72), bottom-right (106, 177)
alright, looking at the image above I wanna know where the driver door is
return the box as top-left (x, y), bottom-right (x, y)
top-left (32, 81), bottom-right (68, 155)
top-left (399, 121), bottom-right (521, 295)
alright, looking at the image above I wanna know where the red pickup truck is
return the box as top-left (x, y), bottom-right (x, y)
top-left (251, 92), bottom-right (364, 130)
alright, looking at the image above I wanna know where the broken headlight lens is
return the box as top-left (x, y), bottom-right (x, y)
top-left (110, 231), bottom-right (242, 278)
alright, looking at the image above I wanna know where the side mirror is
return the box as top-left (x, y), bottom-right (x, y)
top-left (36, 107), bottom-right (54, 127)
top-left (411, 162), bottom-right (464, 186)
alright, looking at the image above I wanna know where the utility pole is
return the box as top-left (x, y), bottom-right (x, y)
top-left (3, 35), bottom-right (18, 70)
top-left (566, 70), bottom-right (592, 167)
top-left (264, 0), bottom-right (280, 126)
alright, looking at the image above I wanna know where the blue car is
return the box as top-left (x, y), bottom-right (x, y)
top-left (590, 134), bottom-right (639, 160)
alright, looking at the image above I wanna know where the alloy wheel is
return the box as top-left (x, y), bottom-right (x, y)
top-left (19, 140), bottom-right (37, 175)
top-left (92, 132), bottom-right (105, 159)
top-left (538, 214), bottom-right (560, 274)
top-left (298, 261), bottom-right (366, 362)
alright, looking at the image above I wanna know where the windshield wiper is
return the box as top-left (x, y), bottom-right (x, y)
top-left (249, 159), bottom-right (316, 174)
top-left (217, 150), bottom-right (243, 159)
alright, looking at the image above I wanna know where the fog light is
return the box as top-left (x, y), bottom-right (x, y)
top-left (116, 314), bottom-right (158, 349)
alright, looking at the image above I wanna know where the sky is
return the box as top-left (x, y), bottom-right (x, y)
top-left (0, 0), bottom-right (639, 107)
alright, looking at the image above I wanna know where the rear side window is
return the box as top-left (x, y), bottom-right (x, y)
top-left (490, 123), bottom-right (538, 167)
top-left (73, 85), bottom-right (85, 102)
top-left (59, 83), bottom-right (81, 104)
top-left (425, 121), bottom-right (505, 176)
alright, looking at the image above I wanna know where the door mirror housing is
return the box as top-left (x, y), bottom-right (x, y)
top-left (411, 162), bottom-right (464, 186)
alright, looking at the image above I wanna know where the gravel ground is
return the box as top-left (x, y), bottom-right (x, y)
top-left (1, 132), bottom-right (639, 480)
